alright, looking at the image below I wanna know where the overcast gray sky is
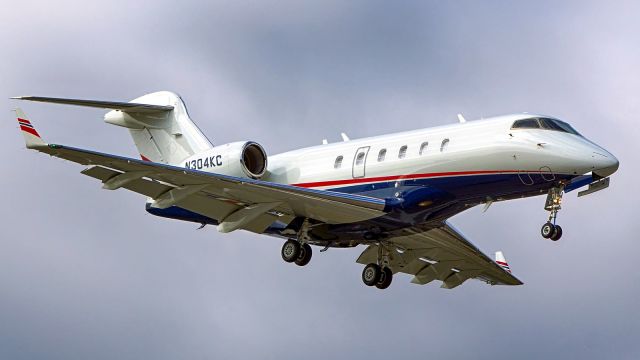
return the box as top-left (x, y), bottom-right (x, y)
top-left (1, 1), bottom-right (638, 359)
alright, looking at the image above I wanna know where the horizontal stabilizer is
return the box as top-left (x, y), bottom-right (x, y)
top-left (11, 96), bottom-right (174, 113)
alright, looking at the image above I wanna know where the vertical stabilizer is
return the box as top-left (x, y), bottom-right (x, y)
top-left (103, 91), bottom-right (213, 164)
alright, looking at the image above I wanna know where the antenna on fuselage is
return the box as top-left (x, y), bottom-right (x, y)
top-left (457, 114), bottom-right (467, 123)
top-left (341, 132), bottom-right (350, 141)
top-left (322, 139), bottom-right (328, 145)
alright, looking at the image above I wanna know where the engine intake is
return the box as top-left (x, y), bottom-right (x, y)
top-left (241, 142), bottom-right (267, 178)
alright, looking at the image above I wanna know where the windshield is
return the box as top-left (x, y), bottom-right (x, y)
top-left (511, 117), bottom-right (581, 136)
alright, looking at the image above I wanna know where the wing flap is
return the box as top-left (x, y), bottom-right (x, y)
top-left (81, 165), bottom-right (269, 225)
top-left (81, 165), bottom-right (171, 199)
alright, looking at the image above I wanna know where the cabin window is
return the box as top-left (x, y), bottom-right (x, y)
top-left (440, 139), bottom-right (449, 152)
top-left (398, 145), bottom-right (408, 159)
top-left (334, 155), bottom-right (343, 169)
top-left (378, 149), bottom-right (387, 162)
top-left (355, 152), bottom-right (365, 166)
top-left (419, 141), bottom-right (429, 155)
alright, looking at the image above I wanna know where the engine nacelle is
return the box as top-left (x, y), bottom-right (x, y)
top-left (182, 141), bottom-right (268, 179)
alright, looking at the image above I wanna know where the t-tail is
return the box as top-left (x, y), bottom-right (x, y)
top-left (12, 91), bottom-right (214, 165)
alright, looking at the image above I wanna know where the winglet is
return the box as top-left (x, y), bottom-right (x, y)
top-left (14, 108), bottom-right (47, 149)
top-left (495, 251), bottom-right (511, 273)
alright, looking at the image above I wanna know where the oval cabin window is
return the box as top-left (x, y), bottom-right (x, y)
top-left (440, 139), bottom-right (449, 152)
top-left (398, 145), bottom-right (408, 159)
top-left (334, 155), bottom-right (343, 169)
top-left (378, 149), bottom-right (387, 162)
top-left (419, 141), bottom-right (429, 155)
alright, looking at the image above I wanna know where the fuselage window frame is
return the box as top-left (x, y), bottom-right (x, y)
top-left (334, 155), bottom-right (344, 169)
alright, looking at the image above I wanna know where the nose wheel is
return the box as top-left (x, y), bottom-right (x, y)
top-left (541, 222), bottom-right (562, 241)
top-left (542, 187), bottom-right (564, 241)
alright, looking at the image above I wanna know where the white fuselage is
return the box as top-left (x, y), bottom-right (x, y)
top-left (262, 114), bottom-right (617, 194)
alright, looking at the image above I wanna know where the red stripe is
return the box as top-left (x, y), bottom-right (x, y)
top-left (293, 170), bottom-right (522, 188)
top-left (17, 118), bottom-right (31, 125)
top-left (20, 125), bottom-right (40, 138)
top-left (496, 261), bottom-right (509, 266)
top-left (140, 154), bottom-right (151, 162)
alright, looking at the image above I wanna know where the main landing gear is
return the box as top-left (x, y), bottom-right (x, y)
top-left (541, 187), bottom-right (563, 241)
top-left (281, 239), bottom-right (312, 266)
top-left (281, 219), bottom-right (314, 266)
top-left (362, 263), bottom-right (393, 289)
top-left (362, 245), bottom-right (393, 289)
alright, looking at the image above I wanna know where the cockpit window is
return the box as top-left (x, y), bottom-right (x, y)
top-left (511, 117), bottom-right (581, 136)
top-left (538, 118), bottom-right (565, 131)
top-left (511, 118), bottom-right (541, 129)
top-left (549, 119), bottom-right (581, 135)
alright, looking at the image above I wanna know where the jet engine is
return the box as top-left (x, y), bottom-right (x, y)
top-left (182, 141), bottom-right (268, 179)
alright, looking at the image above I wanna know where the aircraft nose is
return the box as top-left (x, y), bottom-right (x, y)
top-left (593, 150), bottom-right (619, 178)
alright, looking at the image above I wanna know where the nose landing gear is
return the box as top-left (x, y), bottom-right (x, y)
top-left (541, 187), bottom-right (564, 241)
top-left (541, 222), bottom-right (562, 241)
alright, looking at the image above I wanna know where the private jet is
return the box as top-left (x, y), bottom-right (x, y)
top-left (12, 91), bottom-right (619, 289)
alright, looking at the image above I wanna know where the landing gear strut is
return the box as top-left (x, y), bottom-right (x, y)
top-left (361, 244), bottom-right (393, 289)
top-left (541, 187), bottom-right (564, 241)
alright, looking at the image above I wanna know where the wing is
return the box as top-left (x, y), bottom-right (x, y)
top-left (14, 110), bottom-right (388, 233)
top-left (356, 221), bottom-right (523, 289)
top-left (43, 144), bottom-right (388, 228)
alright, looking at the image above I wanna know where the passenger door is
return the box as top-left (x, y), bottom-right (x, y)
top-left (352, 146), bottom-right (370, 178)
